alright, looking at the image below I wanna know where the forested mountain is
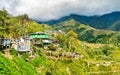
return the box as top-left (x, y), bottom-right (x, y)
top-left (39, 12), bottom-right (120, 30)
top-left (54, 19), bottom-right (120, 45)
top-left (108, 20), bottom-right (120, 31)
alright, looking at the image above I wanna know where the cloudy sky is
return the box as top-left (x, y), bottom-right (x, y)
top-left (0, 0), bottom-right (120, 21)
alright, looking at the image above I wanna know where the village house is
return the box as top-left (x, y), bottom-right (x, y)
top-left (11, 37), bottom-right (31, 52)
top-left (0, 38), bottom-right (11, 50)
top-left (29, 32), bottom-right (52, 46)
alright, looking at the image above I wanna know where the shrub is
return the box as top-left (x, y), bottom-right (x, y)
top-left (10, 48), bottom-right (18, 56)
top-left (21, 52), bottom-right (30, 60)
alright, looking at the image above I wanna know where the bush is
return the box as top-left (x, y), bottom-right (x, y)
top-left (21, 52), bottom-right (30, 60)
top-left (10, 48), bottom-right (18, 56)
top-left (49, 44), bottom-right (57, 51)
top-left (0, 54), bottom-right (19, 75)
top-left (30, 56), bottom-right (46, 67)
top-left (12, 57), bottom-right (38, 75)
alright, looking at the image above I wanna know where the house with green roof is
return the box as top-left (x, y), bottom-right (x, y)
top-left (30, 32), bottom-right (49, 39)
top-left (29, 32), bottom-right (51, 45)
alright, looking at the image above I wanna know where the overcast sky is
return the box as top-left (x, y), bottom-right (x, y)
top-left (0, 0), bottom-right (120, 21)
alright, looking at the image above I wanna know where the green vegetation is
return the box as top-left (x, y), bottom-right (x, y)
top-left (108, 20), bottom-right (120, 31)
top-left (0, 9), bottom-right (120, 75)
top-left (55, 19), bottom-right (120, 45)
top-left (0, 53), bottom-right (37, 75)
top-left (0, 9), bottom-right (51, 39)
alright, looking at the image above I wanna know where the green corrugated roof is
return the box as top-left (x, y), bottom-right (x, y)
top-left (30, 33), bottom-right (49, 39)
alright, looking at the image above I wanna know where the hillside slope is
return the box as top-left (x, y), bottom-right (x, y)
top-left (54, 19), bottom-right (120, 44)
top-left (0, 10), bottom-right (52, 38)
top-left (0, 53), bottom-right (38, 75)
top-left (108, 20), bottom-right (120, 31)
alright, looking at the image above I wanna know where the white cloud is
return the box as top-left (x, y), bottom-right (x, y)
top-left (0, 0), bottom-right (120, 21)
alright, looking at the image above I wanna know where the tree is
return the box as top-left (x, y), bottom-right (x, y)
top-left (67, 30), bottom-right (78, 39)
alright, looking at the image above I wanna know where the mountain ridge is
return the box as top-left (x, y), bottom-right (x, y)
top-left (38, 12), bottom-right (120, 30)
